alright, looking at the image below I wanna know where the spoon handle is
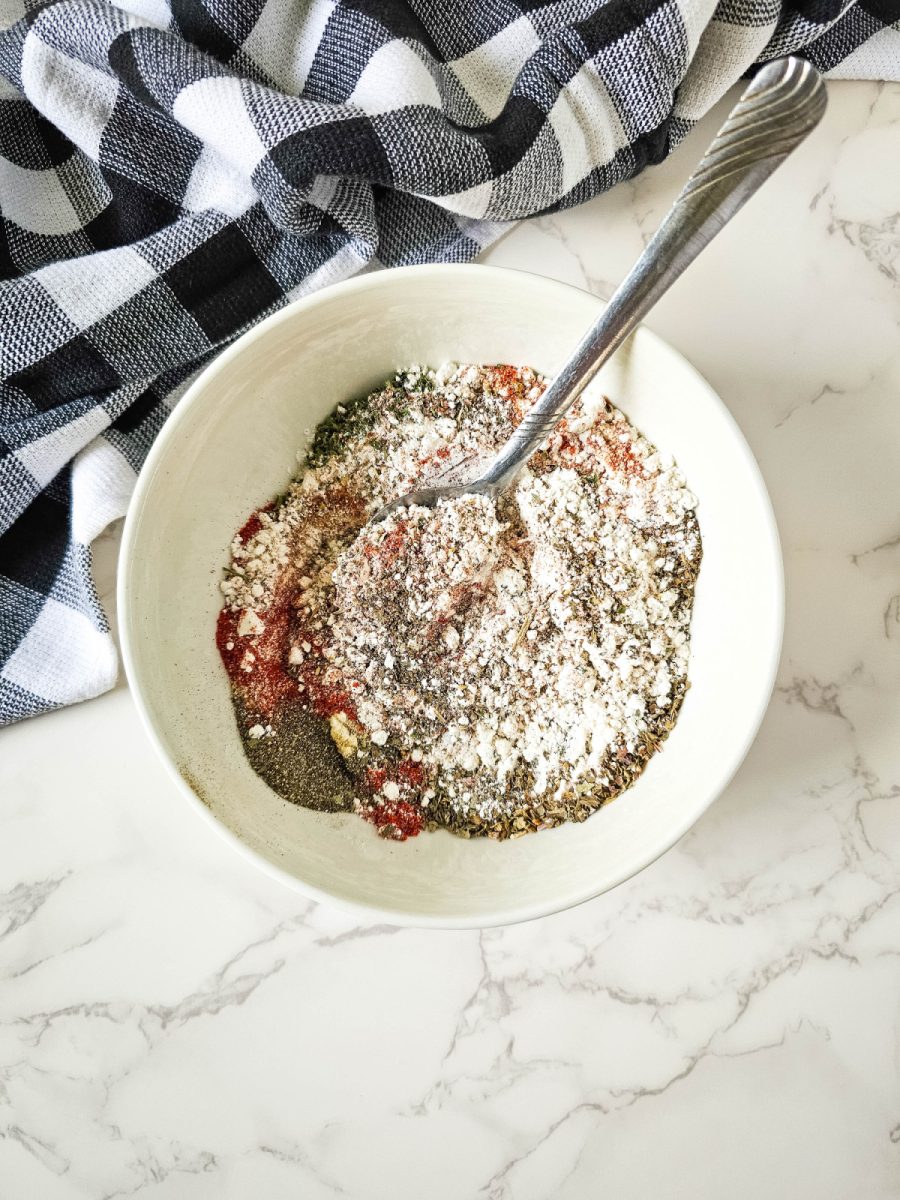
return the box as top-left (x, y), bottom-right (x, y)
top-left (481, 56), bottom-right (827, 493)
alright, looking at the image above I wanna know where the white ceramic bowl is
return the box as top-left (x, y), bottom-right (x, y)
top-left (120, 264), bottom-right (782, 928)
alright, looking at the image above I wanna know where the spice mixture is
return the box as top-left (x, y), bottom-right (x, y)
top-left (217, 364), bottom-right (701, 841)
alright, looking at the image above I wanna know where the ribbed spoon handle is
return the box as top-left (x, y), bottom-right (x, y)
top-left (481, 56), bottom-right (827, 493)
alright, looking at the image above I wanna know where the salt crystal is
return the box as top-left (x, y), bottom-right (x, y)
top-left (237, 608), bottom-right (264, 637)
top-left (443, 626), bottom-right (460, 650)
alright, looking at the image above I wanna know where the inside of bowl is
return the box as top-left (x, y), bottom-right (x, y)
top-left (121, 265), bottom-right (781, 925)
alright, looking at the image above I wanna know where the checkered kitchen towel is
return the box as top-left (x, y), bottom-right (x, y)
top-left (1, 2), bottom-right (898, 726)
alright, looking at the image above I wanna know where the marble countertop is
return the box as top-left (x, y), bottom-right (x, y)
top-left (2, 79), bottom-right (899, 1199)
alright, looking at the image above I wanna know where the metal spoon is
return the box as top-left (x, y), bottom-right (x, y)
top-left (375, 55), bottom-right (825, 522)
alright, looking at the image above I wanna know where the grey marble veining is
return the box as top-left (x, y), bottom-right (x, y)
top-left (1, 80), bottom-right (899, 1199)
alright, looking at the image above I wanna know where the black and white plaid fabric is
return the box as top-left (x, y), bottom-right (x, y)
top-left (1, 1), bottom-right (898, 725)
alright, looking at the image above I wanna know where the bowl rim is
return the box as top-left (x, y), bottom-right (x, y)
top-left (119, 262), bottom-right (784, 929)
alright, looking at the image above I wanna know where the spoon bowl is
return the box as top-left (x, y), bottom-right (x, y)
top-left (119, 263), bottom-right (783, 926)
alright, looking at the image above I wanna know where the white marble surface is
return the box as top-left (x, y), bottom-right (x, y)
top-left (2, 80), bottom-right (900, 1198)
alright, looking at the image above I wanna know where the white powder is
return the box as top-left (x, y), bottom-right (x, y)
top-left (220, 364), bottom-right (701, 837)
